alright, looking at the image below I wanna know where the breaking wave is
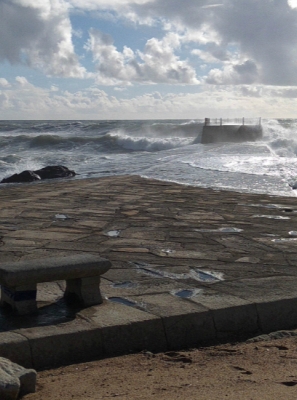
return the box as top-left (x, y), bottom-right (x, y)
top-left (1, 118), bottom-right (297, 197)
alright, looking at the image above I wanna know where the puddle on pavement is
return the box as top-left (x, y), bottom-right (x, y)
top-left (108, 296), bottom-right (146, 311)
top-left (242, 204), bottom-right (297, 213)
top-left (252, 215), bottom-right (290, 220)
top-left (108, 297), bottom-right (137, 307)
top-left (190, 269), bottom-right (224, 283)
top-left (107, 230), bottom-right (121, 237)
top-left (112, 281), bottom-right (138, 289)
top-left (171, 288), bottom-right (202, 299)
top-left (133, 262), bottom-right (224, 284)
top-left (219, 227), bottom-right (243, 233)
top-left (133, 262), bottom-right (188, 280)
top-left (161, 249), bottom-right (176, 254)
top-left (272, 238), bottom-right (297, 243)
top-left (54, 214), bottom-right (69, 220)
top-left (195, 227), bottom-right (243, 233)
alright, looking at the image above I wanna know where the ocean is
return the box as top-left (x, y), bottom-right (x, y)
top-left (0, 119), bottom-right (296, 197)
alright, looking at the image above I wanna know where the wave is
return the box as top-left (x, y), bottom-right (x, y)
top-left (262, 119), bottom-right (297, 157)
top-left (0, 154), bottom-right (22, 164)
top-left (181, 119), bottom-right (297, 183)
top-left (1, 118), bottom-right (297, 197)
top-left (0, 120), bottom-right (202, 153)
top-left (1, 119), bottom-right (296, 154)
top-left (107, 130), bottom-right (195, 152)
top-left (145, 120), bottom-right (202, 137)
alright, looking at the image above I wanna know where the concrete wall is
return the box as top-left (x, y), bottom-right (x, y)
top-left (201, 125), bottom-right (263, 144)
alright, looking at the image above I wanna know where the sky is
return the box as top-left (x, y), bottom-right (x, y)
top-left (1, 0), bottom-right (297, 119)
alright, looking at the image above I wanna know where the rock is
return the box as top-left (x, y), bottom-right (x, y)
top-left (1, 170), bottom-right (41, 184)
top-left (34, 165), bottom-right (76, 180)
top-left (0, 357), bottom-right (36, 400)
top-left (1, 165), bottom-right (76, 184)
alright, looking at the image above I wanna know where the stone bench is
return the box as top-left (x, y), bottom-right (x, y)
top-left (0, 254), bottom-right (111, 315)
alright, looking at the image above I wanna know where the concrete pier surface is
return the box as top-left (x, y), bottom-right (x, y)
top-left (1, 175), bottom-right (297, 370)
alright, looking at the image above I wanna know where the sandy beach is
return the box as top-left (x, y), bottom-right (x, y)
top-left (24, 330), bottom-right (297, 400)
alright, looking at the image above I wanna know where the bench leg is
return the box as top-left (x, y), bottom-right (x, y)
top-left (0, 284), bottom-right (38, 315)
top-left (64, 276), bottom-right (103, 306)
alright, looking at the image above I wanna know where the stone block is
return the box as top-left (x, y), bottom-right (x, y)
top-left (0, 332), bottom-right (32, 368)
top-left (130, 293), bottom-right (215, 349)
top-left (18, 321), bottom-right (103, 370)
top-left (257, 298), bottom-right (297, 333)
top-left (0, 357), bottom-right (36, 400)
top-left (80, 301), bottom-right (167, 356)
top-left (65, 276), bottom-right (103, 306)
top-left (190, 289), bottom-right (259, 338)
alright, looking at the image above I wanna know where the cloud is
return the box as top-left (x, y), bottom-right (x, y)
top-left (211, 0), bottom-right (297, 85)
top-left (117, 0), bottom-right (297, 86)
top-left (15, 76), bottom-right (29, 86)
top-left (1, 0), bottom-right (297, 88)
top-left (0, 0), bottom-right (85, 77)
top-left (86, 29), bottom-right (199, 85)
top-left (288, 0), bottom-right (297, 9)
top-left (206, 59), bottom-right (259, 84)
top-left (1, 77), bottom-right (297, 119)
top-left (0, 78), bottom-right (10, 87)
top-left (69, 0), bottom-right (151, 10)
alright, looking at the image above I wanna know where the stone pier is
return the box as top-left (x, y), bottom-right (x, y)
top-left (0, 175), bottom-right (297, 369)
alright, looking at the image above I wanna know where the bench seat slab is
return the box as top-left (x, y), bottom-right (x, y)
top-left (0, 254), bottom-right (111, 315)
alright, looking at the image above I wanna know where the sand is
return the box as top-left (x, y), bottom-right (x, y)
top-left (23, 331), bottom-right (297, 400)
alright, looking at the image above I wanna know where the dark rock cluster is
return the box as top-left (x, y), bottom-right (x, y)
top-left (1, 165), bottom-right (76, 184)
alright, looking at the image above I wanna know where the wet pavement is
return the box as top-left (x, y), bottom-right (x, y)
top-left (1, 175), bottom-right (297, 369)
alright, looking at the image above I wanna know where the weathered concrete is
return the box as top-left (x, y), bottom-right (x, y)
top-left (1, 175), bottom-right (297, 369)
top-left (201, 124), bottom-right (263, 143)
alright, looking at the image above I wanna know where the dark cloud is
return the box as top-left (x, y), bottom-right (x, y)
top-left (131, 0), bottom-right (297, 85)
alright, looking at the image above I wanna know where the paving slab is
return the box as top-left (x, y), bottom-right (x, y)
top-left (1, 175), bottom-right (297, 369)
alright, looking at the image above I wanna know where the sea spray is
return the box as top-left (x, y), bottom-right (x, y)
top-left (0, 119), bottom-right (296, 197)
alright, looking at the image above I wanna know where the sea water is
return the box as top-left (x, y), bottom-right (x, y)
top-left (0, 118), bottom-right (296, 197)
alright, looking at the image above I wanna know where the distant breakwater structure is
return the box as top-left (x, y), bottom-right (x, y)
top-left (201, 118), bottom-right (263, 144)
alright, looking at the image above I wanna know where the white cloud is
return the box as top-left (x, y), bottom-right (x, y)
top-left (69, 0), bottom-right (151, 11)
top-left (111, 0), bottom-right (297, 86)
top-left (1, 77), bottom-right (297, 120)
top-left (86, 29), bottom-right (199, 85)
top-left (2, 0), bottom-right (296, 87)
top-left (0, 0), bottom-right (85, 77)
top-left (288, 0), bottom-right (297, 8)
top-left (15, 76), bottom-right (29, 86)
top-left (0, 78), bottom-right (10, 87)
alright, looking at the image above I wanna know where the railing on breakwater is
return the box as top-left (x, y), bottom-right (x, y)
top-left (204, 117), bottom-right (262, 126)
top-left (201, 117), bottom-right (262, 144)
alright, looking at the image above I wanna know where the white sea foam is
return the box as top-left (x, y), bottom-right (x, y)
top-left (108, 130), bottom-right (194, 152)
